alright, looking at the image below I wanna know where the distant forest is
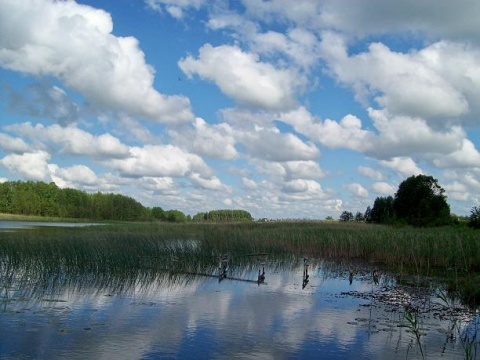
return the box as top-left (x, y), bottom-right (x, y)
top-left (0, 180), bottom-right (253, 222)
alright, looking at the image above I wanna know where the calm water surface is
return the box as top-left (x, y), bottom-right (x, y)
top-left (1, 260), bottom-right (478, 359)
top-left (0, 220), bottom-right (100, 230)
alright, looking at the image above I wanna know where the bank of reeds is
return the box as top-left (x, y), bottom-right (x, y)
top-left (201, 222), bottom-right (479, 272)
top-left (1, 221), bottom-right (479, 305)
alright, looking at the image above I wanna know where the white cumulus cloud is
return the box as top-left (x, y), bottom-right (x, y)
top-left (344, 183), bottom-right (369, 198)
top-left (50, 164), bottom-right (98, 188)
top-left (168, 118), bottom-right (238, 160)
top-left (280, 107), bottom-right (374, 152)
top-left (320, 33), bottom-right (473, 120)
top-left (372, 182), bottom-right (395, 195)
top-left (145, 0), bottom-right (206, 19)
top-left (0, 0), bottom-right (193, 123)
top-left (5, 123), bottom-right (130, 159)
top-left (380, 157), bottom-right (423, 178)
top-left (0, 151), bottom-right (51, 181)
top-left (357, 166), bottom-right (383, 181)
top-left (433, 139), bottom-right (480, 168)
top-left (104, 144), bottom-right (213, 179)
top-left (0, 133), bottom-right (30, 153)
top-left (179, 43), bottom-right (305, 111)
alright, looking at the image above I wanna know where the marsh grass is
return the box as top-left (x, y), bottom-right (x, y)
top-left (437, 290), bottom-right (479, 359)
top-left (202, 222), bottom-right (479, 271)
top-left (404, 307), bottom-right (426, 359)
top-left (1, 221), bottom-right (479, 305)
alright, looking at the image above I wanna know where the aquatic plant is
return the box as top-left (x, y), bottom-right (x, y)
top-left (1, 221), bottom-right (479, 306)
top-left (403, 306), bottom-right (425, 359)
top-left (437, 290), bottom-right (479, 360)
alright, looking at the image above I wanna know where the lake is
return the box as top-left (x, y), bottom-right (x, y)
top-left (0, 220), bottom-right (102, 231)
top-left (1, 258), bottom-right (478, 359)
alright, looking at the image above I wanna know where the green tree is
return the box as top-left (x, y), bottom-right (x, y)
top-left (193, 209), bottom-right (253, 222)
top-left (0, 180), bottom-right (149, 221)
top-left (192, 212), bottom-right (206, 222)
top-left (151, 207), bottom-right (165, 220)
top-left (164, 209), bottom-right (187, 222)
top-left (36, 182), bottom-right (60, 216)
top-left (339, 211), bottom-right (353, 222)
top-left (370, 196), bottom-right (394, 224)
top-left (59, 188), bottom-right (90, 218)
top-left (364, 206), bottom-right (372, 222)
top-left (393, 175), bottom-right (450, 226)
top-left (354, 211), bottom-right (364, 222)
top-left (468, 206), bottom-right (480, 229)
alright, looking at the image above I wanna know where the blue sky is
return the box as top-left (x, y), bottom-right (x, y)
top-left (1, 0), bottom-right (480, 219)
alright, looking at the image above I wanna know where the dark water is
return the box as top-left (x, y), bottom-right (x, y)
top-left (1, 260), bottom-right (478, 359)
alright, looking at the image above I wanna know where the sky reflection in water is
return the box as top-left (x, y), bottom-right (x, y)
top-left (1, 261), bottom-right (477, 359)
top-left (0, 220), bottom-right (101, 231)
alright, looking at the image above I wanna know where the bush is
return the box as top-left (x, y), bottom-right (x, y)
top-left (468, 206), bottom-right (480, 229)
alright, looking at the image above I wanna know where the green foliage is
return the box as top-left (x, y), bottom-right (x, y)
top-left (393, 175), bottom-right (450, 226)
top-left (193, 209), bottom-right (253, 222)
top-left (369, 196), bottom-right (394, 224)
top-left (339, 211), bottom-right (353, 222)
top-left (366, 175), bottom-right (452, 227)
top-left (0, 180), bottom-right (260, 224)
top-left (0, 180), bottom-right (59, 216)
top-left (0, 180), bottom-right (147, 221)
top-left (57, 187), bottom-right (91, 218)
top-left (192, 212), bottom-right (206, 221)
top-left (404, 307), bottom-right (425, 358)
top-left (164, 209), bottom-right (188, 222)
top-left (151, 206), bottom-right (165, 220)
top-left (468, 206), bottom-right (480, 229)
top-left (90, 192), bottom-right (147, 221)
top-left (354, 211), bottom-right (364, 222)
top-left (363, 206), bottom-right (372, 222)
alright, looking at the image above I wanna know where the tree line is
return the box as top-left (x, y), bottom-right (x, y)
top-left (192, 209), bottom-right (253, 222)
top-left (340, 174), bottom-right (479, 228)
top-left (0, 180), bottom-right (254, 223)
top-left (0, 181), bottom-right (148, 221)
top-left (4, 177), bottom-right (477, 227)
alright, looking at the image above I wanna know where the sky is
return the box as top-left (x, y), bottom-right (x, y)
top-left (1, 0), bottom-right (479, 220)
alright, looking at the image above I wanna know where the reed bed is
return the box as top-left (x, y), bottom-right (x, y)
top-left (1, 221), bottom-right (479, 305)
top-left (201, 222), bottom-right (479, 272)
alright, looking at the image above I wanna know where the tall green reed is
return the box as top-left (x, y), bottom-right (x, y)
top-left (1, 221), bottom-right (479, 304)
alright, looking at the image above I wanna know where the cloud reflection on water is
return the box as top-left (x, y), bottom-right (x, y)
top-left (1, 260), bottom-right (475, 359)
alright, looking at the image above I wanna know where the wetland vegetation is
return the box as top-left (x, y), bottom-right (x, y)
top-left (1, 221), bottom-right (479, 306)
top-left (1, 221), bottom-right (479, 359)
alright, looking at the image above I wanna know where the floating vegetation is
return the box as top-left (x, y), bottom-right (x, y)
top-left (342, 283), bottom-right (479, 359)
top-left (342, 285), bottom-right (477, 320)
